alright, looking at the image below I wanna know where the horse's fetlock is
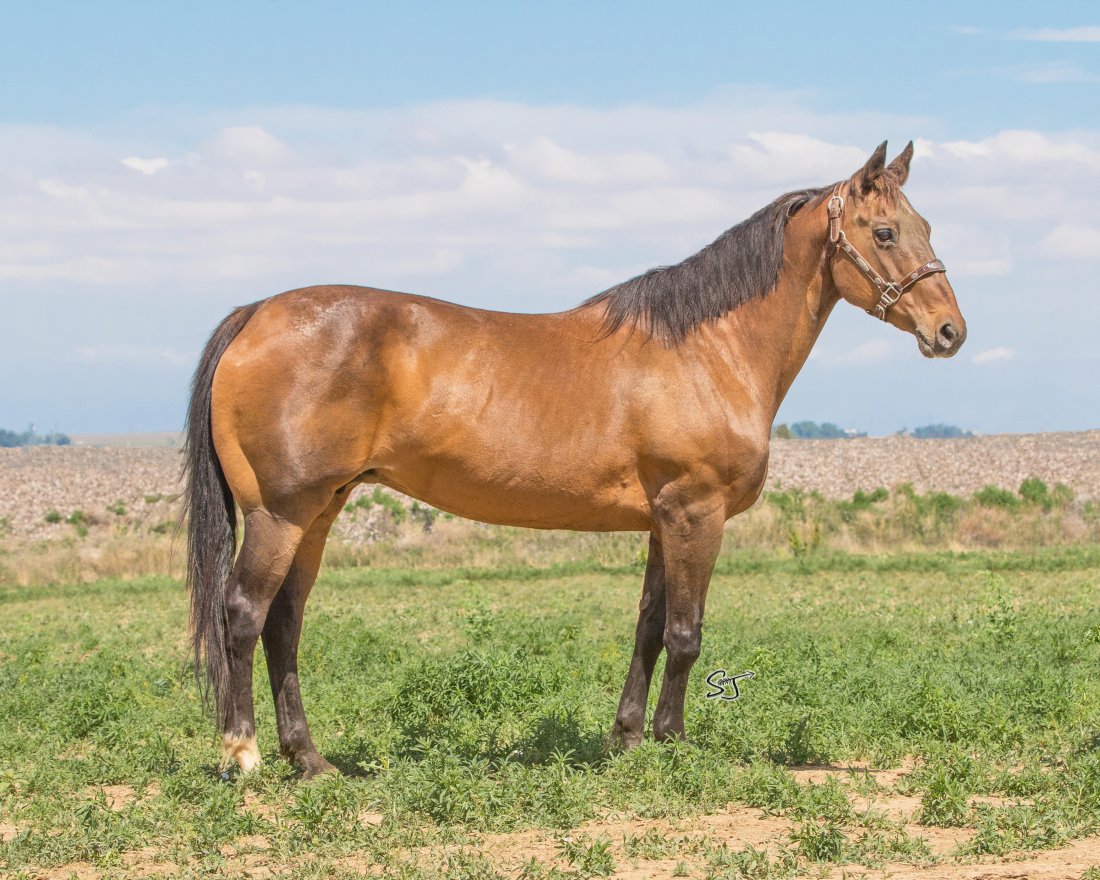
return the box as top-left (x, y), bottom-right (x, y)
top-left (222, 732), bottom-right (262, 773)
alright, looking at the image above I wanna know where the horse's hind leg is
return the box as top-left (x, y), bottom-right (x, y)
top-left (261, 494), bottom-right (344, 778)
top-left (221, 509), bottom-right (308, 772)
top-left (611, 534), bottom-right (667, 749)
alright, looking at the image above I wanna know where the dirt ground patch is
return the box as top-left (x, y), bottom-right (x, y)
top-left (22, 762), bottom-right (1100, 879)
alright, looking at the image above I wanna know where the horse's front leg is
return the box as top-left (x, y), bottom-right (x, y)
top-left (650, 497), bottom-right (725, 742)
top-left (611, 533), bottom-right (667, 749)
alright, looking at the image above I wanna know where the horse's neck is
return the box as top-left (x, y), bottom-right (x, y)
top-left (694, 208), bottom-right (840, 424)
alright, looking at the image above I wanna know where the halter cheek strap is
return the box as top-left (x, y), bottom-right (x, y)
top-left (827, 194), bottom-right (946, 321)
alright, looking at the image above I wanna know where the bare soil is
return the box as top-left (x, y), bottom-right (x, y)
top-left (25, 764), bottom-right (1100, 878)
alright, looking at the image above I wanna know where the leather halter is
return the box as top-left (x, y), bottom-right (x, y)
top-left (827, 193), bottom-right (946, 321)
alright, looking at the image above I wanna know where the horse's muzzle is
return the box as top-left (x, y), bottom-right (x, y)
top-left (918, 320), bottom-right (966, 358)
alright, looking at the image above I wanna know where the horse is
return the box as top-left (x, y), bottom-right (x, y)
top-left (182, 140), bottom-right (966, 778)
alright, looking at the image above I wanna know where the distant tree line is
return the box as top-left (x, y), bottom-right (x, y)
top-left (903, 423), bottom-right (973, 439)
top-left (773, 421), bottom-right (866, 439)
top-left (0, 427), bottom-right (72, 448)
top-left (772, 421), bottom-right (972, 440)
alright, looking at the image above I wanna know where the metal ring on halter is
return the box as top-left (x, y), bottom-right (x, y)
top-left (872, 284), bottom-right (903, 320)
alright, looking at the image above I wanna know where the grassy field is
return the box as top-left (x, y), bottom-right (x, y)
top-left (3, 540), bottom-right (1100, 878)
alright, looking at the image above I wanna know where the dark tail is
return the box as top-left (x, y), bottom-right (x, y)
top-left (180, 301), bottom-right (261, 724)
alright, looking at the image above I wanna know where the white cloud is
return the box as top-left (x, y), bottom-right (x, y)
top-left (74, 344), bottom-right (193, 366)
top-left (727, 132), bottom-right (866, 183)
top-left (940, 130), bottom-right (1100, 169)
top-left (1009, 26), bottom-right (1100, 42)
top-left (121, 156), bottom-right (170, 175)
top-left (505, 136), bottom-right (670, 186)
top-left (1010, 62), bottom-right (1099, 84)
top-left (206, 125), bottom-right (291, 164)
top-left (930, 224), bottom-right (1012, 277)
top-left (383, 247), bottom-right (464, 276)
top-left (972, 347), bottom-right (1016, 364)
top-left (810, 339), bottom-right (893, 366)
top-left (1041, 224), bottom-right (1100, 259)
top-left (0, 100), bottom-right (1097, 340)
top-left (37, 178), bottom-right (90, 200)
top-left (950, 259), bottom-right (1013, 277)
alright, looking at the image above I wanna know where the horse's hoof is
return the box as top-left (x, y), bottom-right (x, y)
top-left (654, 731), bottom-right (696, 748)
top-left (300, 755), bottom-right (340, 780)
top-left (607, 724), bottom-right (644, 752)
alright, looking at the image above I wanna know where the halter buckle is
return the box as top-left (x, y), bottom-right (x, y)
top-left (870, 284), bottom-right (902, 321)
top-left (827, 195), bottom-right (844, 244)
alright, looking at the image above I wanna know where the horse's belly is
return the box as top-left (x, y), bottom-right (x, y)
top-left (372, 448), bottom-right (652, 532)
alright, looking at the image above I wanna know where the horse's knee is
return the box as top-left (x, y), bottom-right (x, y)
top-left (663, 622), bottom-right (701, 665)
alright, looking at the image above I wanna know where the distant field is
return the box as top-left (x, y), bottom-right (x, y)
top-left (3, 548), bottom-right (1100, 878)
top-left (70, 431), bottom-right (182, 448)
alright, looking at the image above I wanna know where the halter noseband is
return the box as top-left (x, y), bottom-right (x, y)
top-left (827, 193), bottom-right (946, 321)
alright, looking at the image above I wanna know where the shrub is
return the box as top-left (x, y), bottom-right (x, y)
top-left (852, 487), bottom-right (888, 509)
top-left (792, 820), bottom-right (847, 862)
top-left (410, 501), bottom-right (439, 533)
top-left (765, 489), bottom-right (806, 518)
top-left (975, 485), bottom-right (1019, 509)
top-left (344, 486), bottom-right (407, 524)
top-left (1019, 478), bottom-right (1051, 511)
top-left (1051, 483), bottom-right (1074, 508)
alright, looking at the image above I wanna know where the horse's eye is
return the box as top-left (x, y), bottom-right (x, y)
top-left (874, 228), bottom-right (895, 243)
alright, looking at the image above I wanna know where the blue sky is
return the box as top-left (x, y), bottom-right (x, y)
top-left (1, 1), bottom-right (1098, 434)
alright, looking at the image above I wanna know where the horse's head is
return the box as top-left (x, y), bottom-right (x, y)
top-left (829, 141), bottom-right (966, 358)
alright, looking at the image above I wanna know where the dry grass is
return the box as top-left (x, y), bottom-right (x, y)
top-left (3, 432), bottom-right (1099, 588)
top-left (3, 479), bottom-right (1097, 587)
top-left (0, 533), bottom-right (182, 587)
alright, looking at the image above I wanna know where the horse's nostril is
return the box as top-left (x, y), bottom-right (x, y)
top-left (938, 322), bottom-right (958, 345)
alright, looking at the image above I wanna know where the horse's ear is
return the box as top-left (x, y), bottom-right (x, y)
top-left (853, 141), bottom-right (888, 195)
top-left (887, 141), bottom-right (915, 186)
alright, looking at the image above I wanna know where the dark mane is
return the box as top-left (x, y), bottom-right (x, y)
top-left (584, 185), bottom-right (833, 343)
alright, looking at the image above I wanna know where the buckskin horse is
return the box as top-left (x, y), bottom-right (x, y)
top-left (183, 141), bottom-right (966, 777)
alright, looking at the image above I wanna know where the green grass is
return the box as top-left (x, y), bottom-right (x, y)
top-left (2, 545), bottom-right (1100, 877)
